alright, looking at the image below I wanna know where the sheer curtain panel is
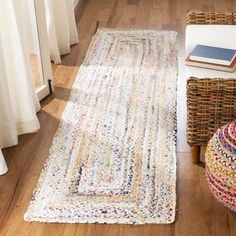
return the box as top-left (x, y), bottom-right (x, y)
top-left (44, 0), bottom-right (79, 63)
top-left (0, 0), bottom-right (40, 175)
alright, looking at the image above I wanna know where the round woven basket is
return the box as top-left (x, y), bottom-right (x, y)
top-left (205, 121), bottom-right (236, 211)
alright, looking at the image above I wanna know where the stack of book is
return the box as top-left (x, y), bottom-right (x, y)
top-left (186, 44), bottom-right (236, 73)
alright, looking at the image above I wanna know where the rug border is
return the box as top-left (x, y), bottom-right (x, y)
top-left (24, 28), bottom-right (178, 224)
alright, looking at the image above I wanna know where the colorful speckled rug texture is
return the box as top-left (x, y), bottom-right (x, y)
top-left (24, 29), bottom-right (178, 224)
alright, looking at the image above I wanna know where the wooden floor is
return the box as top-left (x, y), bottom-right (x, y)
top-left (1, 0), bottom-right (236, 235)
top-left (29, 54), bottom-right (43, 89)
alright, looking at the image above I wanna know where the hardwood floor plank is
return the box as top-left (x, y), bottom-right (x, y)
top-left (0, 113), bottom-right (60, 235)
top-left (174, 153), bottom-right (205, 236)
top-left (107, 0), bottom-right (128, 27)
top-left (75, 0), bottom-right (91, 24)
top-left (229, 210), bottom-right (236, 236)
top-left (200, 174), bottom-right (231, 236)
top-left (127, 0), bottom-right (140, 6)
top-left (134, 0), bottom-right (153, 27)
top-left (0, 0), bottom-right (235, 235)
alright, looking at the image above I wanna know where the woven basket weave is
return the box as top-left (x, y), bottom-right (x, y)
top-left (187, 77), bottom-right (236, 146)
top-left (186, 11), bottom-right (236, 146)
top-left (187, 11), bottom-right (236, 25)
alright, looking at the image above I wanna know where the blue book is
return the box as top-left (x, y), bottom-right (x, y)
top-left (189, 45), bottom-right (236, 66)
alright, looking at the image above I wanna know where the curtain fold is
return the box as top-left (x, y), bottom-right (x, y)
top-left (0, 0), bottom-right (40, 175)
top-left (0, 0), bottom-right (78, 175)
top-left (44, 0), bottom-right (79, 64)
top-left (0, 150), bottom-right (8, 175)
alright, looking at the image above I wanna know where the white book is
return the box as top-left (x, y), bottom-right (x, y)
top-left (185, 56), bottom-right (236, 73)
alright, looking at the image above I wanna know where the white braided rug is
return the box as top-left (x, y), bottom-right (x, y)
top-left (25, 29), bottom-right (178, 224)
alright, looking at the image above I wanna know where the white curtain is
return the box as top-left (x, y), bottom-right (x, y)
top-left (0, 150), bottom-right (8, 174)
top-left (44, 0), bottom-right (79, 64)
top-left (0, 0), bottom-right (40, 175)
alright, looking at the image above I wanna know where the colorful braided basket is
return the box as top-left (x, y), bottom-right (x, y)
top-left (205, 121), bottom-right (236, 211)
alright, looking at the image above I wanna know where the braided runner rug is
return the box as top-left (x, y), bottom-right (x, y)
top-left (25, 29), bottom-right (178, 224)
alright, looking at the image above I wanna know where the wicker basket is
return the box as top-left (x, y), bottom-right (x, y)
top-left (186, 11), bottom-right (236, 148)
top-left (187, 77), bottom-right (236, 146)
top-left (187, 11), bottom-right (236, 25)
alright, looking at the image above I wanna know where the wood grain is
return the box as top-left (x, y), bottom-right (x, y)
top-left (0, 0), bottom-right (235, 235)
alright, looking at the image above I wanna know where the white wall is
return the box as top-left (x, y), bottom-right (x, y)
top-left (73, 0), bottom-right (80, 8)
